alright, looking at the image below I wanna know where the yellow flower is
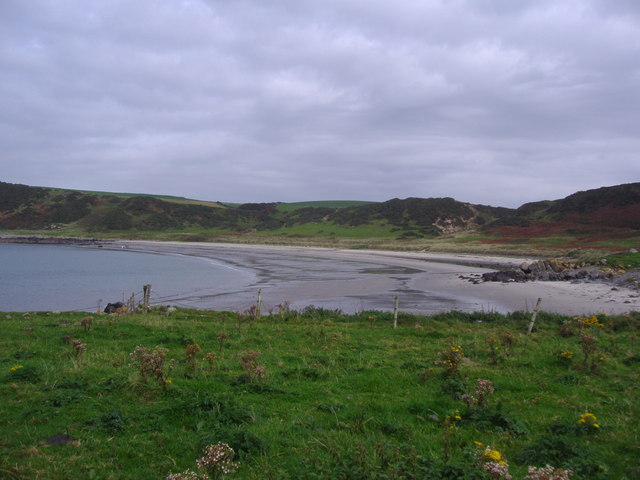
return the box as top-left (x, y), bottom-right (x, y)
top-left (10, 365), bottom-right (24, 372)
top-left (164, 379), bottom-right (172, 384)
top-left (578, 413), bottom-right (597, 424)
top-left (474, 441), bottom-right (485, 448)
top-left (483, 449), bottom-right (503, 462)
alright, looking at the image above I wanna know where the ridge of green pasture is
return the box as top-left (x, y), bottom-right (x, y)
top-left (274, 200), bottom-right (374, 212)
top-left (1, 309), bottom-right (639, 479)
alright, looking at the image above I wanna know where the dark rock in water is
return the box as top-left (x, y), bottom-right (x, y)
top-left (46, 434), bottom-right (76, 445)
top-left (104, 302), bottom-right (126, 314)
top-left (481, 270), bottom-right (527, 283)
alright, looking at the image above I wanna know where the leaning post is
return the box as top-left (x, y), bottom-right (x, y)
top-left (527, 298), bottom-right (542, 335)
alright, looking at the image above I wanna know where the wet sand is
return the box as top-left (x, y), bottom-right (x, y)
top-left (104, 240), bottom-right (640, 315)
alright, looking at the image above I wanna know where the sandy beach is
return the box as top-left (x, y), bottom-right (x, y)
top-left (98, 240), bottom-right (640, 316)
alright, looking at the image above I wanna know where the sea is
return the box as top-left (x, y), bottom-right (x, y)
top-left (0, 243), bottom-right (254, 312)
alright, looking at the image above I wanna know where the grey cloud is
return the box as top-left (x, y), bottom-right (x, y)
top-left (0, 0), bottom-right (638, 206)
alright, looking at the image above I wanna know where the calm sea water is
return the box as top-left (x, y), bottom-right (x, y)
top-left (0, 243), bottom-right (254, 312)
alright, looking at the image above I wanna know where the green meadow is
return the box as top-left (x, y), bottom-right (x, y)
top-left (1, 309), bottom-right (638, 479)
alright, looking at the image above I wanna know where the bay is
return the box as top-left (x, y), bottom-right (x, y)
top-left (0, 243), bottom-right (254, 312)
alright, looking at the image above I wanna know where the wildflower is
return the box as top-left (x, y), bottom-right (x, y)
top-left (577, 315), bottom-right (605, 329)
top-left (167, 443), bottom-right (239, 480)
top-left (524, 464), bottom-right (573, 479)
top-left (185, 344), bottom-right (201, 358)
top-left (463, 379), bottom-right (495, 408)
top-left (240, 350), bottom-right (266, 382)
top-left (196, 443), bottom-right (239, 477)
top-left (438, 341), bottom-right (464, 376)
top-left (577, 412), bottom-right (600, 431)
top-left (10, 365), bottom-right (24, 372)
top-left (476, 444), bottom-right (512, 479)
top-left (217, 332), bottom-right (229, 351)
top-left (71, 339), bottom-right (87, 357)
top-left (204, 352), bottom-right (217, 370)
top-left (483, 461), bottom-right (512, 479)
top-left (577, 412), bottom-right (597, 424)
top-left (483, 449), bottom-right (503, 463)
top-left (166, 471), bottom-right (206, 480)
top-left (165, 379), bottom-right (172, 385)
top-left (130, 345), bottom-right (169, 388)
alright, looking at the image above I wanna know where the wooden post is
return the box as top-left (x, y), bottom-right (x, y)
top-left (256, 289), bottom-right (262, 319)
top-left (393, 296), bottom-right (399, 329)
top-left (127, 293), bottom-right (135, 313)
top-left (527, 298), bottom-right (542, 335)
top-left (143, 284), bottom-right (152, 313)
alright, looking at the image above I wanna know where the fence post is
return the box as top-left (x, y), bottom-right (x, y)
top-left (143, 284), bottom-right (152, 313)
top-left (256, 289), bottom-right (262, 319)
top-left (527, 298), bottom-right (542, 335)
top-left (393, 296), bottom-right (399, 328)
top-left (127, 293), bottom-right (135, 313)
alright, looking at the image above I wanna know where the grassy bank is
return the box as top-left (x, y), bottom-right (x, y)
top-left (1, 309), bottom-right (639, 479)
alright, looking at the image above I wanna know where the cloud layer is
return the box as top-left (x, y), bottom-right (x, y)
top-left (1, 0), bottom-right (639, 207)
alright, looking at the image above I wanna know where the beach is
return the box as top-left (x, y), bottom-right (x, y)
top-left (99, 240), bottom-right (640, 315)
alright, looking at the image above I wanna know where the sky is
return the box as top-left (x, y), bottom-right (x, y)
top-left (1, 0), bottom-right (639, 208)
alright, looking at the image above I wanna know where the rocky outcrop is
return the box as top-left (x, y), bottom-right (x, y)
top-left (481, 259), bottom-right (617, 283)
top-left (0, 235), bottom-right (107, 246)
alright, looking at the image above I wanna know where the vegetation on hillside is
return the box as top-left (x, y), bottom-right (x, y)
top-left (1, 308), bottom-right (638, 479)
top-left (0, 181), bottom-right (512, 239)
top-left (2, 181), bottom-right (640, 256)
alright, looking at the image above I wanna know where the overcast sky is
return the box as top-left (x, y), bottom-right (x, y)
top-left (1, 0), bottom-right (639, 207)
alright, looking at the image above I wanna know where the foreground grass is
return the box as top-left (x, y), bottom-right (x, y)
top-left (1, 309), bottom-right (639, 479)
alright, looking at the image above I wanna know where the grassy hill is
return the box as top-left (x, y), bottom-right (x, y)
top-left (0, 181), bottom-right (511, 241)
top-left (1, 308), bottom-right (638, 479)
top-left (1, 181), bottom-right (640, 257)
top-left (477, 183), bottom-right (640, 255)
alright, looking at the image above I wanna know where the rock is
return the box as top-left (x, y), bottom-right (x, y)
top-left (548, 260), bottom-right (564, 273)
top-left (520, 262), bottom-right (530, 273)
top-left (630, 248), bottom-right (638, 254)
top-left (46, 434), bottom-right (76, 446)
top-left (528, 261), bottom-right (543, 273)
top-left (104, 302), bottom-right (126, 314)
top-left (481, 270), bottom-right (527, 283)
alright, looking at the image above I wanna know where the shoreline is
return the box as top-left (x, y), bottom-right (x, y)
top-left (2, 235), bottom-right (638, 315)
top-left (98, 239), bottom-right (639, 316)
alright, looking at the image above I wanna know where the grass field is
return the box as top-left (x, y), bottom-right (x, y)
top-left (46, 188), bottom-right (227, 209)
top-left (275, 201), bottom-right (373, 212)
top-left (1, 308), bottom-right (639, 479)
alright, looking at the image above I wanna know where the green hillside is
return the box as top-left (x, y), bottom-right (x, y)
top-left (0, 181), bottom-right (507, 241)
top-left (1, 181), bottom-right (640, 256)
